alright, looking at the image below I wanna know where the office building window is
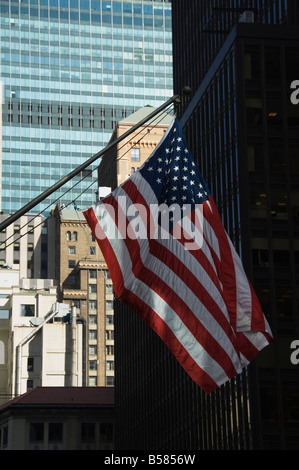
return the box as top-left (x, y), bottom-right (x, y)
top-left (89, 315), bottom-right (97, 325)
top-left (48, 423), bottom-right (63, 443)
top-left (89, 360), bottom-right (97, 370)
top-left (73, 299), bottom-right (80, 309)
top-left (89, 300), bottom-right (97, 309)
top-left (27, 380), bottom-right (33, 392)
top-left (21, 304), bottom-right (35, 317)
top-left (81, 423), bottom-right (95, 442)
top-left (89, 330), bottom-right (97, 340)
top-left (89, 345), bottom-right (97, 355)
top-left (89, 269), bottom-right (97, 279)
top-left (68, 246), bottom-right (76, 255)
top-left (106, 377), bottom-right (114, 386)
top-left (106, 283), bottom-right (113, 294)
top-left (89, 377), bottom-right (97, 386)
top-left (89, 284), bottom-right (97, 294)
top-left (29, 423), bottom-right (44, 442)
top-left (106, 361), bottom-right (114, 371)
top-left (131, 148), bottom-right (140, 161)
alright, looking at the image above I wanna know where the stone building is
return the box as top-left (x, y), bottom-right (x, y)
top-left (53, 205), bottom-right (114, 388)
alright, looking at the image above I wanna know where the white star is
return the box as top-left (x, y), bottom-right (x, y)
top-left (183, 166), bottom-right (188, 171)
top-left (148, 167), bottom-right (153, 172)
top-left (165, 149), bottom-right (170, 154)
top-left (197, 192), bottom-right (203, 198)
top-left (157, 167), bottom-right (162, 173)
top-left (184, 149), bottom-right (189, 153)
top-left (171, 186), bottom-right (177, 191)
top-left (173, 176), bottom-right (178, 181)
top-left (190, 180), bottom-right (195, 185)
top-left (175, 156), bottom-right (180, 161)
top-left (176, 146), bottom-right (181, 152)
top-left (177, 137), bottom-right (182, 142)
top-left (156, 178), bottom-right (162, 184)
top-left (182, 185), bottom-right (187, 191)
top-left (182, 196), bottom-right (187, 201)
top-left (174, 166), bottom-right (179, 172)
top-left (191, 170), bottom-right (195, 175)
top-left (158, 157), bottom-right (163, 162)
top-left (182, 175), bottom-right (188, 181)
top-left (171, 196), bottom-right (177, 201)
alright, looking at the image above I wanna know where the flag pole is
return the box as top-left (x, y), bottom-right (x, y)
top-left (0, 94), bottom-right (180, 232)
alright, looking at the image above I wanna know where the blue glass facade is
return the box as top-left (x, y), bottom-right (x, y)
top-left (0, 0), bottom-right (173, 214)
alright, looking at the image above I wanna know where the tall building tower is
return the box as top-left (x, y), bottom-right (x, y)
top-left (53, 204), bottom-right (115, 388)
top-left (0, 0), bottom-right (172, 215)
top-left (114, 1), bottom-right (299, 450)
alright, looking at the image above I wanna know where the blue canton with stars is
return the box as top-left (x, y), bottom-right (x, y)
top-left (138, 118), bottom-right (211, 230)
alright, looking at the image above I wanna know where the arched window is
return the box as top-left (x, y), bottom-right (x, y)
top-left (73, 231), bottom-right (78, 241)
top-left (66, 231), bottom-right (71, 241)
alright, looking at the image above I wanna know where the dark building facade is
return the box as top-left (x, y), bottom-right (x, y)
top-left (114, 1), bottom-right (299, 450)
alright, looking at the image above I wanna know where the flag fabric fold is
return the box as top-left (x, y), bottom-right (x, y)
top-left (83, 117), bottom-right (273, 394)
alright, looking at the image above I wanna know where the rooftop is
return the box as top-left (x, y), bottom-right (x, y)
top-left (0, 387), bottom-right (114, 412)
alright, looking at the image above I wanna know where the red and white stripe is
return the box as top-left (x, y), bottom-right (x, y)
top-left (84, 172), bottom-right (273, 394)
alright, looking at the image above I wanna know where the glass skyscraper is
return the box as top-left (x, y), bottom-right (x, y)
top-left (0, 0), bottom-right (173, 215)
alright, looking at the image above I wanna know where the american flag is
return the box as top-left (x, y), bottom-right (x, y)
top-left (83, 117), bottom-right (273, 393)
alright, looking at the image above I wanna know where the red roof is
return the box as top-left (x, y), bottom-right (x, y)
top-left (0, 387), bottom-right (114, 411)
